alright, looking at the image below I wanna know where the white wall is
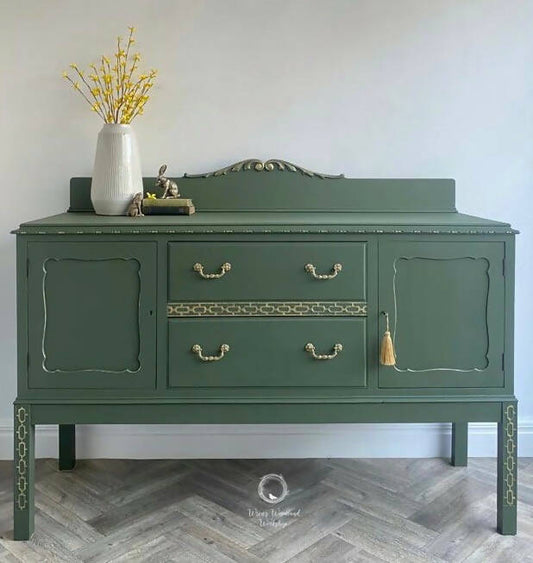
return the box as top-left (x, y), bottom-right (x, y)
top-left (1, 0), bottom-right (532, 458)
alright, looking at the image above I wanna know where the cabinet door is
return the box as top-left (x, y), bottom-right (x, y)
top-left (27, 242), bottom-right (157, 389)
top-left (378, 241), bottom-right (505, 388)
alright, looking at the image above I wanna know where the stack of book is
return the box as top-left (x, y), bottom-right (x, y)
top-left (142, 198), bottom-right (195, 215)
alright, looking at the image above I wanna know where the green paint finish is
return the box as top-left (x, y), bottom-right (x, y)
top-left (15, 211), bottom-right (513, 236)
top-left (28, 400), bottom-right (503, 425)
top-left (26, 242), bottom-right (157, 389)
top-left (12, 173), bottom-right (517, 538)
top-left (58, 424), bottom-right (76, 471)
top-left (168, 318), bottom-right (366, 388)
top-left (168, 242), bottom-right (366, 301)
top-left (68, 175), bottom-right (458, 213)
top-left (379, 241), bottom-right (505, 388)
top-left (451, 422), bottom-right (468, 466)
top-left (42, 258), bottom-right (140, 372)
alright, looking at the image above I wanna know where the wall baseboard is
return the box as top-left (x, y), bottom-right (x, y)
top-left (0, 420), bottom-right (532, 460)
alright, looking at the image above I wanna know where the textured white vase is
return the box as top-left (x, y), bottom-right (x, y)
top-left (90, 123), bottom-right (143, 215)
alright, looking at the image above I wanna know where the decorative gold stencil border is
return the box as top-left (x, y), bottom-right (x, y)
top-left (15, 406), bottom-right (28, 511)
top-left (504, 404), bottom-right (517, 506)
top-left (168, 301), bottom-right (367, 317)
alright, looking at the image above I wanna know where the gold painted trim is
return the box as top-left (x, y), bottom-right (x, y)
top-left (184, 159), bottom-right (344, 179)
top-left (504, 404), bottom-right (517, 506)
top-left (15, 406), bottom-right (28, 511)
top-left (41, 257), bottom-right (143, 374)
top-left (392, 256), bottom-right (490, 373)
top-left (168, 301), bottom-right (367, 317)
top-left (15, 228), bottom-right (518, 236)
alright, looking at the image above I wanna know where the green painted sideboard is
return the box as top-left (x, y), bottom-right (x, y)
top-left (12, 159), bottom-right (518, 540)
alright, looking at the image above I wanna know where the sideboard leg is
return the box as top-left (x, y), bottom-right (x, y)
top-left (497, 401), bottom-right (517, 535)
top-left (13, 404), bottom-right (34, 541)
top-left (59, 424), bottom-right (76, 470)
top-left (451, 422), bottom-right (468, 466)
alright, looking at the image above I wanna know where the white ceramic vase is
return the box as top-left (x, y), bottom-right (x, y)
top-left (90, 123), bottom-right (143, 215)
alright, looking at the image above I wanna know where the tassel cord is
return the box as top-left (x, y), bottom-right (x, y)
top-left (380, 311), bottom-right (396, 366)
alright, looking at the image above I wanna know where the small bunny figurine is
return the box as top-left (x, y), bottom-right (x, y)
top-left (127, 192), bottom-right (144, 217)
top-left (156, 164), bottom-right (180, 198)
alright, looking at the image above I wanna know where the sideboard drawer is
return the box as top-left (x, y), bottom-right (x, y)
top-left (168, 318), bottom-right (367, 387)
top-left (168, 242), bottom-right (366, 301)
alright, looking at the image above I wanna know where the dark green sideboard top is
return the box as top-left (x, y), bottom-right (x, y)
top-left (13, 165), bottom-right (515, 235)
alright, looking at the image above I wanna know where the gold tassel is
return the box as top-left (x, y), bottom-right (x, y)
top-left (380, 312), bottom-right (396, 366)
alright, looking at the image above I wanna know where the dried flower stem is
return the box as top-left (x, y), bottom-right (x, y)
top-left (63, 74), bottom-right (106, 120)
top-left (71, 65), bottom-right (106, 120)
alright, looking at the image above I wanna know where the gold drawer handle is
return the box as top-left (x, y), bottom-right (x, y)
top-left (305, 342), bottom-right (343, 360)
top-left (193, 262), bottom-right (232, 279)
top-left (191, 343), bottom-right (230, 361)
top-left (305, 263), bottom-right (342, 280)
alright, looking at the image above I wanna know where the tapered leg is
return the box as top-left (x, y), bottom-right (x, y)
top-left (451, 422), bottom-right (468, 466)
top-left (59, 424), bottom-right (76, 470)
top-left (14, 404), bottom-right (34, 541)
top-left (497, 401), bottom-right (517, 535)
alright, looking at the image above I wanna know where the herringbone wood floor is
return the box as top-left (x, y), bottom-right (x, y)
top-left (0, 457), bottom-right (532, 562)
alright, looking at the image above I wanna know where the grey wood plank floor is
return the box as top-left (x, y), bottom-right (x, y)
top-left (0, 457), bottom-right (532, 562)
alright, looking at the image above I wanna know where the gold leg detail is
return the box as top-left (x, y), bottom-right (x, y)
top-left (14, 404), bottom-right (35, 540)
top-left (497, 401), bottom-right (517, 535)
top-left (503, 404), bottom-right (517, 507)
top-left (15, 406), bottom-right (29, 511)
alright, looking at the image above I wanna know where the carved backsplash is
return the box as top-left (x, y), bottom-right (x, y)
top-left (184, 158), bottom-right (344, 179)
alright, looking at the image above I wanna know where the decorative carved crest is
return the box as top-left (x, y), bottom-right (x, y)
top-left (184, 159), bottom-right (344, 179)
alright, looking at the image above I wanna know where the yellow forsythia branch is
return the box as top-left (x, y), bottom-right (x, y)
top-left (62, 26), bottom-right (156, 124)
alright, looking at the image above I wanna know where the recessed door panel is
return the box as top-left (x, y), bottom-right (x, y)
top-left (27, 242), bottom-right (157, 389)
top-left (378, 241), bottom-right (505, 388)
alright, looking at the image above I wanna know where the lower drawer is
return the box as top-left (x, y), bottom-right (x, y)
top-left (168, 318), bottom-right (367, 387)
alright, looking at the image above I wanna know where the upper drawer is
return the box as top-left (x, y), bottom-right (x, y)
top-left (168, 242), bottom-right (366, 301)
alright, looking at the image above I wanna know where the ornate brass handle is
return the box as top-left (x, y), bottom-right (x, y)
top-left (191, 343), bottom-right (230, 362)
top-left (305, 263), bottom-right (342, 280)
top-left (305, 342), bottom-right (343, 360)
top-left (193, 262), bottom-right (232, 279)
